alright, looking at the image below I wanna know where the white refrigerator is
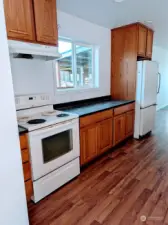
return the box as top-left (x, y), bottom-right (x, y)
top-left (134, 61), bottom-right (161, 139)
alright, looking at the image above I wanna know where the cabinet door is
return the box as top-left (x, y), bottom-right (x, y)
top-left (111, 25), bottom-right (137, 101)
top-left (25, 180), bottom-right (33, 201)
top-left (80, 124), bottom-right (98, 165)
top-left (111, 29), bottom-right (126, 99)
top-left (113, 114), bottom-right (126, 146)
top-left (33, 0), bottom-right (58, 45)
top-left (138, 25), bottom-right (147, 57)
top-left (4, 0), bottom-right (35, 41)
top-left (146, 29), bottom-right (154, 58)
top-left (125, 26), bottom-right (138, 100)
top-left (125, 111), bottom-right (135, 137)
top-left (97, 118), bottom-right (113, 154)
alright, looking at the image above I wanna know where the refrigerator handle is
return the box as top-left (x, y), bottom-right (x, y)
top-left (157, 72), bottom-right (161, 94)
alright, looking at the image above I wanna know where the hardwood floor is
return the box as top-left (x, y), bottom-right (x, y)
top-left (28, 110), bottom-right (168, 225)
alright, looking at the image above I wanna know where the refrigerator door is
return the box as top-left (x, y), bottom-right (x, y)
top-left (137, 61), bottom-right (159, 108)
top-left (139, 105), bottom-right (156, 136)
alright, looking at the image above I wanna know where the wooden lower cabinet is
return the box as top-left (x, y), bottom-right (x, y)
top-left (23, 162), bottom-right (31, 181)
top-left (80, 118), bottom-right (113, 166)
top-left (25, 180), bottom-right (33, 201)
top-left (80, 124), bottom-right (98, 165)
top-left (80, 106), bottom-right (135, 166)
top-left (97, 118), bottom-right (113, 154)
top-left (19, 134), bottom-right (33, 202)
top-left (113, 109), bottom-right (135, 145)
top-left (113, 114), bottom-right (126, 145)
top-left (125, 110), bottom-right (135, 137)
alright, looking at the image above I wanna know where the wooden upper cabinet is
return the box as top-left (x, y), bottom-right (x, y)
top-left (125, 110), bottom-right (135, 137)
top-left (111, 29), bottom-right (126, 99)
top-left (33, 0), bottom-right (58, 45)
top-left (125, 26), bottom-right (138, 100)
top-left (80, 124), bottom-right (98, 166)
top-left (111, 23), bottom-right (154, 101)
top-left (4, 0), bottom-right (35, 41)
top-left (97, 118), bottom-right (113, 154)
top-left (111, 25), bottom-right (137, 100)
top-left (146, 29), bottom-right (154, 58)
top-left (138, 25), bottom-right (147, 57)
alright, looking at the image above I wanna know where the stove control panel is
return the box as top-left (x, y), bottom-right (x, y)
top-left (15, 94), bottom-right (52, 110)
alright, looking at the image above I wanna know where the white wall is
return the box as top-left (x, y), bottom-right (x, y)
top-left (0, 3), bottom-right (29, 225)
top-left (11, 59), bottom-right (55, 96)
top-left (11, 10), bottom-right (111, 104)
top-left (55, 11), bottom-right (111, 103)
top-left (152, 46), bottom-right (168, 110)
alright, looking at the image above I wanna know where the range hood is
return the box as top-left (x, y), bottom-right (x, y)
top-left (8, 40), bottom-right (61, 61)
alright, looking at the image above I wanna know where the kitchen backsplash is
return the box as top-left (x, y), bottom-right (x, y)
top-left (10, 57), bottom-right (55, 96)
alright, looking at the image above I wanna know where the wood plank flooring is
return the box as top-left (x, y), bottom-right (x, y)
top-left (28, 110), bottom-right (168, 225)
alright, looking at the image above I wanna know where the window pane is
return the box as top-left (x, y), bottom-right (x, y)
top-left (76, 45), bottom-right (93, 87)
top-left (56, 40), bottom-right (74, 88)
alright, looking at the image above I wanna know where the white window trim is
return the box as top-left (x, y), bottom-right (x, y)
top-left (54, 37), bottom-right (99, 93)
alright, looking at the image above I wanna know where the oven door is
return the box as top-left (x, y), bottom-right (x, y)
top-left (28, 118), bottom-right (80, 181)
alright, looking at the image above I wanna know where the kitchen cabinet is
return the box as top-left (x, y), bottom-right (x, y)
top-left (146, 29), bottom-right (154, 58)
top-left (111, 24), bottom-right (137, 100)
top-left (97, 118), bottom-right (113, 154)
top-left (80, 104), bottom-right (135, 166)
top-left (33, 0), bottom-right (58, 45)
top-left (25, 180), bottom-right (33, 201)
top-left (113, 114), bottom-right (126, 145)
top-left (4, 0), bottom-right (58, 45)
top-left (80, 124), bottom-right (98, 165)
top-left (111, 23), bottom-right (154, 101)
top-left (125, 110), bottom-right (135, 137)
top-left (114, 103), bottom-right (135, 116)
top-left (137, 24), bottom-right (154, 58)
top-left (80, 109), bottom-right (113, 166)
top-left (113, 103), bottom-right (135, 146)
top-left (23, 162), bottom-right (31, 181)
top-left (138, 25), bottom-right (147, 57)
top-left (4, 0), bottom-right (35, 41)
top-left (19, 134), bottom-right (33, 202)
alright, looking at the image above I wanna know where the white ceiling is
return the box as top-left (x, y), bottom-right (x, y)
top-left (57, 0), bottom-right (168, 48)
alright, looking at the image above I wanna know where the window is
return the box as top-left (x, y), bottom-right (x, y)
top-left (56, 38), bottom-right (98, 90)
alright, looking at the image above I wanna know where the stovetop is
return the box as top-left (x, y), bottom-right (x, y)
top-left (17, 105), bottom-right (79, 132)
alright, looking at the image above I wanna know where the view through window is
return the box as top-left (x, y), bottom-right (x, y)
top-left (56, 39), bottom-right (97, 90)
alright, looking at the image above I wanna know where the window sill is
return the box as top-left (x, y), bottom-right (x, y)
top-left (55, 87), bottom-right (99, 95)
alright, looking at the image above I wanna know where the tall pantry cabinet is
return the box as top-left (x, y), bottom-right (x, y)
top-left (111, 23), bottom-right (154, 101)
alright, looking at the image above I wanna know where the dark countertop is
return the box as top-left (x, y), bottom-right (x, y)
top-left (54, 97), bottom-right (135, 117)
top-left (18, 125), bottom-right (28, 135)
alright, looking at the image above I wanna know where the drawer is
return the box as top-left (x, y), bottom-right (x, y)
top-left (21, 149), bottom-right (29, 164)
top-left (114, 103), bottom-right (135, 116)
top-left (25, 180), bottom-right (33, 201)
top-left (80, 109), bottom-right (113, 128)
top-left (20, 134), bottom-right (28, 150)
top-left (23, 162), bottom-right (31, 181)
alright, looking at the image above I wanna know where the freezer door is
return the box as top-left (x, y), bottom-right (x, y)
top-left (139, 105), bottom-right (156, 136)
top-left (138, 61), bottom-right (159, 108)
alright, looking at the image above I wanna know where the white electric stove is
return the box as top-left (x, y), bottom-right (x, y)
top-left (17, 104), bottom-right (80, 203)
top-left (17, 105), bottom-right (79, 131)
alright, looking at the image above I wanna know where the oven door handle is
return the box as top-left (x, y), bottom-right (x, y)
top-left (29, 119), bottom-right (78, 136)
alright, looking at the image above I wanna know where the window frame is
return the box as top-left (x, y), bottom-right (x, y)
top-left (55, 37), bottom-right (98, 91)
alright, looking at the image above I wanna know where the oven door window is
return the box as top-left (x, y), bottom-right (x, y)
top-left (42, 129), bottom-right (73, 163)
